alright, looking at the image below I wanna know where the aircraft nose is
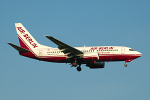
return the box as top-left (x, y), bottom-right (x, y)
top-left (137, 52), bottom-right (142, 57)
top-left (139, 53), bottom-right (142, 57)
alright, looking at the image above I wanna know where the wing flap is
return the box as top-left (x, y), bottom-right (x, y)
top-left (45, 36), bottom-right (83, 58)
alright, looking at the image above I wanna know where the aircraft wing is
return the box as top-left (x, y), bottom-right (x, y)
top-left (45, 36), bottom-right (83, 58)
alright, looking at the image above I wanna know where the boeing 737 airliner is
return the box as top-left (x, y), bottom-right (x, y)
top-left (8, 23), bottom-right (142, 71)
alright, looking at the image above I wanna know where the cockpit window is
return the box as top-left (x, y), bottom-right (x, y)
top-left (129, 48), bottom-right (135, 51)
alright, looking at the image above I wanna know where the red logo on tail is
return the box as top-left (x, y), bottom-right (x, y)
top-left (17, 27), bottom-right (38, 48)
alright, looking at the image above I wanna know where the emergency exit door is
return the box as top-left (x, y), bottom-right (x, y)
top-left (121, 48), bottom-right (125, 54)
top-left (39, 50), bottom-right (42, 57)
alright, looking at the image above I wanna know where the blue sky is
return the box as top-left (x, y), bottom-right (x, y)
top-left (0, 0), bottom-right (150, 100)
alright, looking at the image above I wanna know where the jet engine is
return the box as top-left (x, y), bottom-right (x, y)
top-left (86, 62), bottom-right (105, 69)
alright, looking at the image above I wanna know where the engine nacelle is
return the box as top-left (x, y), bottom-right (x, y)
top-left (86, 62), bottom-right (105, 69)
top-left (83, 52), bottom-right (99, 61)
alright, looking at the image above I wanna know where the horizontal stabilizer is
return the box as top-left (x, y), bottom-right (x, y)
top-left (8, 43), bottom-right (30, 53)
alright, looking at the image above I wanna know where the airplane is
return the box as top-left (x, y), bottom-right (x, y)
top-left (8, 23), bottom-right (142, 71)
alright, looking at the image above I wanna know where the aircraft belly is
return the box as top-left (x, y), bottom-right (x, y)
top-left (40, 56), bottom-right (67, 62)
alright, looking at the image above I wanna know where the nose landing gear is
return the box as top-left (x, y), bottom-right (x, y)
top-left (124, 59), bottom-right (133, 67)
top-left (124, 62), bottom-right (127, 67)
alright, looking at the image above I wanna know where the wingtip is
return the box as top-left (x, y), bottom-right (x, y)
top-left (45, 35), bottom-right (48, 37)
top-left (7, 43), bottom-right (11, 45)
top-left (45, 36), bottom-right (53, 38)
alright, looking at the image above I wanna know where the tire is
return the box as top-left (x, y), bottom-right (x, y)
top-left (77, 67), bottom-right (81, 72)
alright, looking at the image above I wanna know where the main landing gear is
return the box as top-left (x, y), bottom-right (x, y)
top-left (71, 58), bottom-right (82, 72)
top-left (71, 63), bottom-right (82, 72)
top-left (72, 62), bottom-right (81, 72)
top-left (77, 65), bottom-right (81, 72)
top-left (71, 59), bottom-right (82, 72)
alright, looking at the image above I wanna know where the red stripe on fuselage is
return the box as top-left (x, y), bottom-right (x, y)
top-left (17, 34), bottom-right (141, 63)
top-left (98, 54), bottom-right (141, 61)
top-left (38, 56), bottom-right (67, 62)
top-left (33, 54), bottom-right (141, 63)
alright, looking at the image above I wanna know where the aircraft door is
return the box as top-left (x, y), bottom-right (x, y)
top-left (121, 48), bottom-right (125, 54)
top-left (39, 50), bottom-right (42, 57)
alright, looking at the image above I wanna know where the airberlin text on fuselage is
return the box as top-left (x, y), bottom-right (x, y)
top-left (17, 27), bottom-right (38, 48)
top-left (90, 47), bottom-right (114, 50)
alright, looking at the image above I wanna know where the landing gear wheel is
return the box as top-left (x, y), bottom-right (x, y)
top-left (77, 67), bottom-right (81, 72)
top-left (124, 63), bottom-right (127, 67)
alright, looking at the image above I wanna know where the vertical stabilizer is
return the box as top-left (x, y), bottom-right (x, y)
top-left (15, 23), bottom-right (48, 50)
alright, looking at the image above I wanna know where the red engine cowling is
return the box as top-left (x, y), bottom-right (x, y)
top-left (86, 62), bottom-right (105, 69)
